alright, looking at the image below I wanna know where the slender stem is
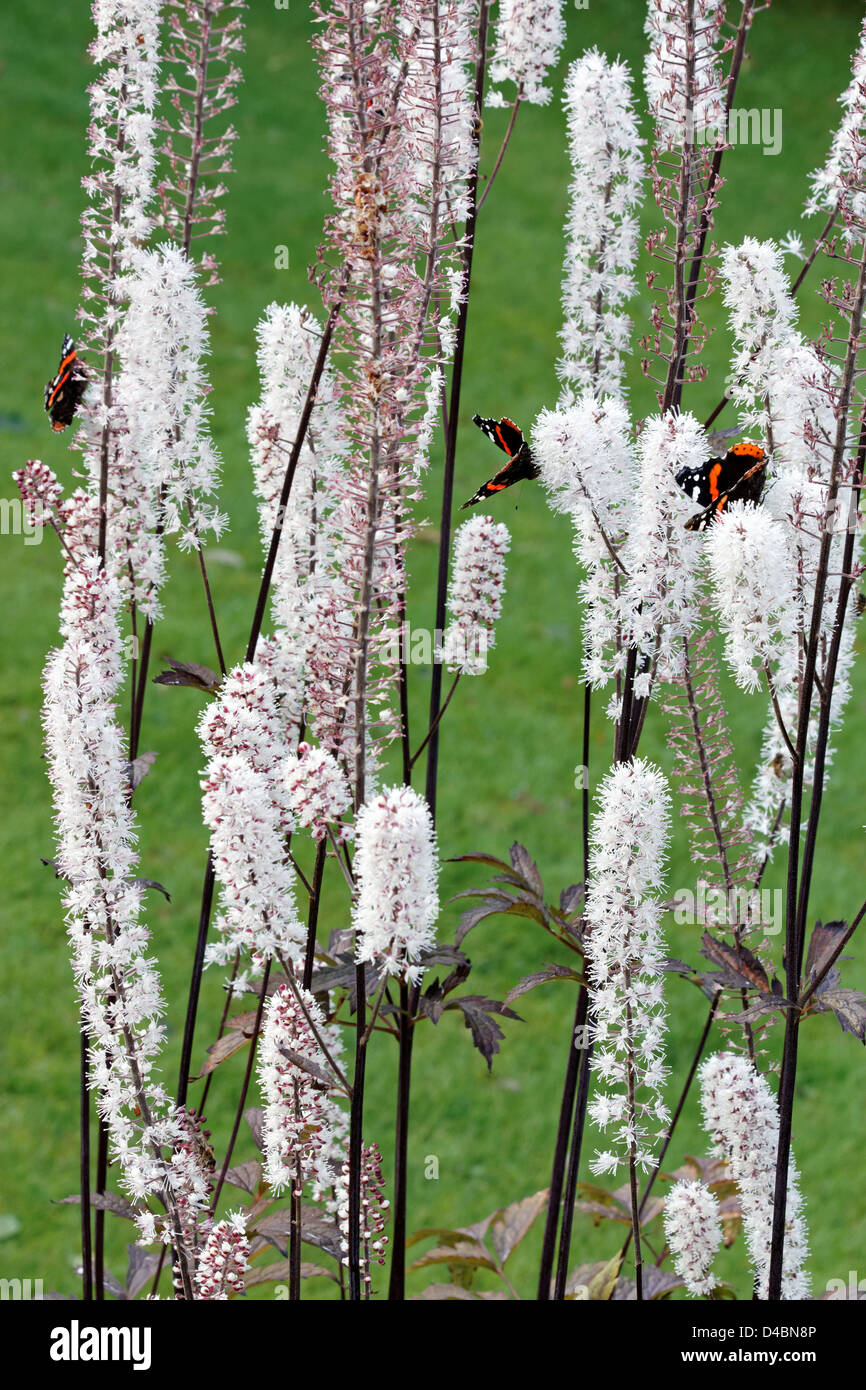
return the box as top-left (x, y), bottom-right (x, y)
top-left (536, 987), bottom-right (587, 1299)
top-left (769, 234), bottom-right (866, 1300)
top-left (347, 963), bottom-right (367, 1301)
top-left (79, 1024), bottom-right (93, 1302)
top-left (424, 0), bottom-right (491, 823)
top-left (94, 1114), bottom-right (109, 1300)
top-left (623, 967), bottom-right (643, 1300)
top-left (409, 672), bottom-right (460, 768)
top-left (177, 851), bottom-right (217, 1108)
top-left (303, 839), bottom-right (328, 991)
top-left (199, 950), bottom-right (240, 1116)
top-left (476, 90), bottom-right (522, 213)
top-left (388, 980), bottom-right (414, 1300)
top-left (290, 1145), bottom-right (302, 1301)
top-left (211, 958), bottom-right (271, 1214)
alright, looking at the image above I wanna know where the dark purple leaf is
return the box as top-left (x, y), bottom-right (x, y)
top-left (153, 657), bottom-right (221, 692)
top-left (444, 995), bottom-right (522, 1070)
top-left (505, 963), bottom-right (584, 1005)
top-left (509, 843), bottom-right (544, 896)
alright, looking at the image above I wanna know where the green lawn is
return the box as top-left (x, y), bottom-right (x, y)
top-left (1, 0), bottom-right (864, 1300)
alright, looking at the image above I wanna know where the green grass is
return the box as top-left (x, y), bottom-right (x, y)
top-left (1, 0), bottom-right (865, 1301)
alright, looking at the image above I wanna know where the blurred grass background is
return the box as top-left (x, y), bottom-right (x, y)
top-left (1, 0), bottom-right (864, 1300)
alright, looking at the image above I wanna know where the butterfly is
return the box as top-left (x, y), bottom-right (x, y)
top-left (44, 334), bottom-right (87, 433)
top-left (676, 440), bottom-right (768, 532)
top-left (460, 415), bottom-right (540, 509)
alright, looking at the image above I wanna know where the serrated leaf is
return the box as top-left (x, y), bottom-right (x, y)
top-left (814, 986), bottom-right (866, 1042)
top-left (244, 1107), bottom-right (265, 1152)
top-left (125, 1245), bottom-right (161, 1299)
top-left (194, 1026), bottom-right (254, 1079)
top-left (509, 843), bottom-right (544, 896)
top-left (153, 657), bottom-right (221, 692)
top-left (223, 1160), bottom-right (262, 1196)
top-left (559, 883), bottom-right (585, 917)
top-left (448, 852), bottom-right (512, 872)
top-left (445, 995), bottom-right (522, 1070)
top-left (804, 920), bottom-right (848, 984)
top-left (700, 932), bottom-right (770, 993)
top-left (244, 1259), bottom-right (337, 1287)
top-left (585, 1252), bottom-right (623, 1300)
top-left (504, 964), bottom-right (585, 1005)
top-left (56, 1192), bottom-right (142, 1220)
top-left (408, 1239), bottom-right (497, 1273)
top-left (488, 1189), bottom-right (548, 1265)
top-left (277, 1044), bottom-right (343, 1091)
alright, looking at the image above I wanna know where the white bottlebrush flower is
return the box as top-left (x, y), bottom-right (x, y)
top-left (534, 395), bottom-right (634, 688)
top-left (439, 514), bottom-right (511, 675)
top-left (199, 664), bottom-right (305, 976)
top-left (663, 1180), bottom-right (722, 1297)
top-left (353, 786), bottom-right (439, 984)
top-left (585, 759), bottom-right (672, 1177)
top-left (283, 741), bottom-right (353, 843)
top-left (559, 50), bottom-right (644, 403)
top-left (699, 1051), bottom-right (810, 1300)
top-left (619, 411), bottom-right (704, 683)
top-left (806, 16), bottom-right (866, 235)
top-left (644, 0), bottom-right (726, 149)
top-left (486, 0), bottom-right (565, 108)
top-left (194, 1212), bottom-right (250, 1301)
top-left (720, 238), bottom-right (799, 416)
top-left (259, 983), bottom-right (340, 1195)
top-left (43, 559), bottom-right (208, 1244)
top-left (248, 301), bottom-right (345, 742)
top-left (113, 244), bottom-right (225, 554)
top-left (705, 503), bottom-right (798, 692)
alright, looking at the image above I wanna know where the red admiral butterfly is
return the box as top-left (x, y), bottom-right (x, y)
top-left (460, 415), bottom-right (540, 509)
top-left (676, 440), bottom-right (767, 532)
top-left (44, 334), bottom-right (87, 433)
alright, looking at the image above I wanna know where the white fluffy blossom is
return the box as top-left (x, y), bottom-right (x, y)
top-left (43, 559), bottom-right (207, 1240)
top-left (194, 1212), bottom-right (250, 1301)
top-left (534, 396), bottom-right (634, 688)
top-left (112, 243), bottom-right (225, 564)
top-left (353, 786), bottom-right (439, 984)
top-left (199, 664), bottom-right (304, 980)
top-left (644, 0), bottom-right (726, 148)
top-left (619, 412), bottom-right (704, 685)
top-left (699, 1051), bottom-right (810, 1299)
top-left (283, 741), bottom-right (353, 843)
top-left (585, 759), bottom-right (672, 1177)
top-left (559, 51), bottom-right (644, 402)
top-left (486, 0), bottom-right (565, 108)
top-left (806, 16), bottom-right (866, 235)
top-left (439, 514), bottom-right (511, 675)
top-left (720, 238), bottom-right (799, 419)
top-left (705, 504), bottom-right (798, 692)
top-left (663, 1180), bottom-right (722, 1297)
top-left (247, 302), bottom-right (345, 743)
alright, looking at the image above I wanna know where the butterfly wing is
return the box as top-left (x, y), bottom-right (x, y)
top-left (45, 335), bottom-right (86, 432)
top-left (684, 449), bottom-right (768, 531)
top-left (461, 415), bottom-right (539, 509)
